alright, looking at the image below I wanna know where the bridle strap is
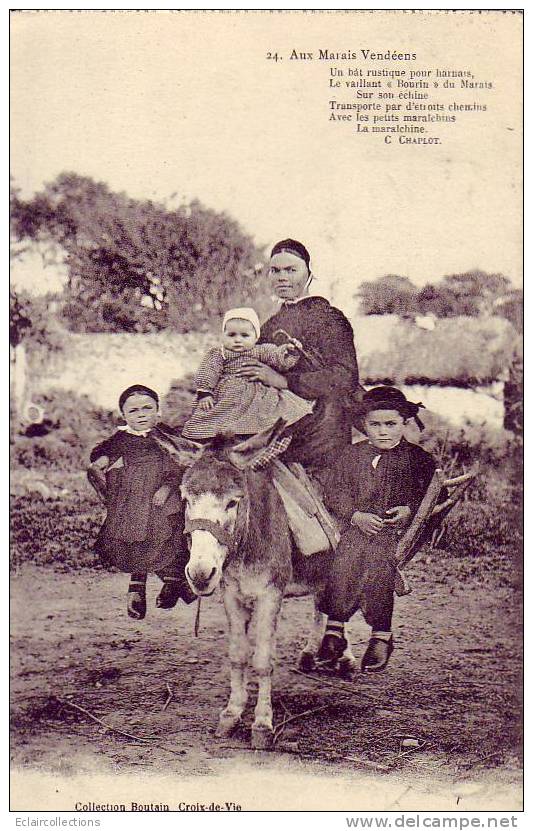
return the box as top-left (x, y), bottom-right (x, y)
top-left (184, 518), bottom-right (235, 554)
top-left (184, 496), bottom-right (249, 562)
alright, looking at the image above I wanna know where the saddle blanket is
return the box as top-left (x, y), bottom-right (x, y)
top-left (270, 460), bottom-right (341, 556)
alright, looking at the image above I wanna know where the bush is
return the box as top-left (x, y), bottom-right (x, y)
top-left (10, 290), bottom-right (68, 366)
top-left (360, 316), bottom-right (518, 385)
top-left (357, 269), bottom-right (520, 322)
top-left (358, 275), bottom-right (417, 316)
top-left (9, 291), bottom-right (32, 347)
top-left (441, 471), bottom-right (522, 588)
top-left (503, 347), bottom-right (523, 435)
top-left (419, 420), bottom-right (522, 472)
top-left (413, 422), bottom-right (522, 588)
top-left (11, 389), bottom-right (116, 472)
top-left (10, 491), bottom-right (104, 571)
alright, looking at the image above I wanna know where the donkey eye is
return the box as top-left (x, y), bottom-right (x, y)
top-left (226, 498), bottom-right (239, 510)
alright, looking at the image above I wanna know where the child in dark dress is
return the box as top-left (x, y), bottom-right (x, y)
top-left (317, 386), bottom-right (436, 672)
top-left (88, 384), bottom-right (194, 620)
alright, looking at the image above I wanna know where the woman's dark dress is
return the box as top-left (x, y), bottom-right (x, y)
top-left (90, 428), bottom-right (187, 575)
top-left (259, 297), bottom-right (359, 472)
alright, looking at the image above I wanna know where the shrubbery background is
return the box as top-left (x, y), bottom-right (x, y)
top-left (11, 174), bottom-right (269, 334)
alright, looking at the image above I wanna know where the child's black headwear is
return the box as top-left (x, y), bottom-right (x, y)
top-left (119, 384), bottom-right (159, 413)
top-left (360, 385), bottom-right (426, 431)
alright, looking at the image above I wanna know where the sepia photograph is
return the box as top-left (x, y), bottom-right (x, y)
top-left (10, 9), bottom-right (523, 814)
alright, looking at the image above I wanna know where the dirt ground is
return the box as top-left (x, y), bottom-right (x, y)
top-left (10, 554), bottom-right (522, 811)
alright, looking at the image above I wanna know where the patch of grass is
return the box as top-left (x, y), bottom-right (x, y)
top-left (10, 490), bottom-right (104, 572)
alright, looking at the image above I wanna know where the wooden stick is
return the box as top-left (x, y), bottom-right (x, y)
top-left (86, 467), bottom-right (107, 504)
top-left (343, 756), bottom-right (391, 772)
top-left (273, 703), bottom-right (330, 743)
top-left (431, 474), bottom-right (478, 516)
top-left (58, 699), bottom-right (155, 743)
top-left (387, 785), bottom-right (412, 809)
top-left (59, 698), bottom-right (187, 756)
top-left (396, 470), bottom-right (445, 566)
top-left (279, 698), bottom-right (292, 717)
top-left (162, 683), bottom-right (173, 712)
top-left (194, 598), bottom-right (202, 637)
top-left (290, 667), bottom-right (372, 701)
top-left (443, 466), bottom-right (479, 487)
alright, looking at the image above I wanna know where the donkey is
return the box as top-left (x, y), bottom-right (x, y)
top-left (160, 431), bottom-right (356, 749)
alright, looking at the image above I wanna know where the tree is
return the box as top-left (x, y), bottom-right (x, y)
top-left (9, 291), bottom-right (31, 347)
top-left (357, 268), bottom-right (519, 322)
top-left (358, 275), bottom-right (417, 316)
top-left (416, 282), bottom-right (460, 318)
top-left (11, 173), bottom-right (263, 333)
top-left (417, 270), bottom-right (515, 318)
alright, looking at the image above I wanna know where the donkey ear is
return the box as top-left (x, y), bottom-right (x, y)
top-left (151, 429), bottom-right (205, 467)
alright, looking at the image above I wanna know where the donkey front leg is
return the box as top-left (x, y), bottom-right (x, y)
top-left (337, 620), bottom-right (358, 679)
top-left (298, 597), bottom-right (325, 673)
top-left (250, 586), bottom-right (283, 750)
top-left (217, 585), bottom-right (251, 737)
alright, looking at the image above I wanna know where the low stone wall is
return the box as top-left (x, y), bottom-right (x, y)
top-left (31, 323), bottom-right (507, 425)
top-left (35, 330), bottom-right (218, 411)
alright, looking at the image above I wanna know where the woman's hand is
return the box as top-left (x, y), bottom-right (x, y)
top-left (235, 360), bottom-right (288, 389)
top-left (383, 505), bottom-right (411, 526)
top-left (279, 343), bottom-right (300, 368)
top-left (350, 511), bottom-right (384, 536)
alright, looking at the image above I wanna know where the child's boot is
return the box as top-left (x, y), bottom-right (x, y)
top-left (127, 575), bottom-right (147, 620)
top-left (156, 577), bottom-right (182, 609)
top-left (317, 619), bottom-right (348, 663)
top-left (361, 632), bottom-right (394, 673)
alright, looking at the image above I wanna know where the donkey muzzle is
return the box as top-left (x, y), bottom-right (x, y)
top-left (186, 564), bottom-right (218, 595)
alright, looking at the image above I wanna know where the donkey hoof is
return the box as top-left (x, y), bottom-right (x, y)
top-left (297, 651), bottom-right (316, 673)
top-left (337, 656), bottom-right (357, 680)
top-left (251, 725), bottom-right (274, 750)
top-left (216, 711), bottom-right (241, 737)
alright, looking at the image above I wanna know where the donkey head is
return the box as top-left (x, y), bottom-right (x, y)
top-left (153, 420), bottom-right (287, 597)
top-left (181, 446), bottom-right (248, 595)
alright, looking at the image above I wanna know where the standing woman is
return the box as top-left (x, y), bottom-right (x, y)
top-left (236, 239), bottom-right (360, 479)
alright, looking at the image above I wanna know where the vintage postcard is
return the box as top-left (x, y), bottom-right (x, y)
top-left (10, 9), bottom-right (523, 815)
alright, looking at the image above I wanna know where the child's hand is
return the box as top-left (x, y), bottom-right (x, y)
top-left (383, 505), bottom-right (411, 526)
top-left (92, 455), bottom-right (110, 470)
top-left (351, 511), bottom-right (384, 536)
top-left (152, 485), bottom-right (170, 506)
top-left (197, 394), bottom-right (214, 411)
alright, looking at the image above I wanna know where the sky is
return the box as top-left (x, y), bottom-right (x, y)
top-left (10, 10), bottom-right (522, 308)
